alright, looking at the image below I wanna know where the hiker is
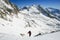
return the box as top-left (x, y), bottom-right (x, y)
top-left (28, 31), bottom-right (31, 37)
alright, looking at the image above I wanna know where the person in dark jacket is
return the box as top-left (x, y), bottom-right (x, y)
top-left (28, 31), bottom-right (31, 37)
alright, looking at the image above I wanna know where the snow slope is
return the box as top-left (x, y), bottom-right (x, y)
top-left (0, 11), bottom-right (60, 37)
top-left (0, 31), bottom-right (60, 40)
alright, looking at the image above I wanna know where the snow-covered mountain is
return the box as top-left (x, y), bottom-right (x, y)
top-left (0, 0), bottom-right (60, 38)
top-left (0, 0), bottom-right (19, 20)
top-left (46, 8), bottom-right (60, 21)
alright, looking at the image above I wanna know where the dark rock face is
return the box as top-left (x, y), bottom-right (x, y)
top-left (0, 0), bottom-right (19, 20)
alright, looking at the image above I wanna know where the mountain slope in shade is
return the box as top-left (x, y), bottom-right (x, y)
top-left (46, 8), bottom-right (60, 21)
top-left (0, 0), bottom-right (60, 38)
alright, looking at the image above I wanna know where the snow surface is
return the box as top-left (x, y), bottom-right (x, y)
top-left (0, 12), bottom-right (60, 37)
top-left (0, 31), bottom-right (60, 40)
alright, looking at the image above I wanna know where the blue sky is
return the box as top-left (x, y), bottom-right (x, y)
top-left (10, 0), bottom-right (60, 9)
